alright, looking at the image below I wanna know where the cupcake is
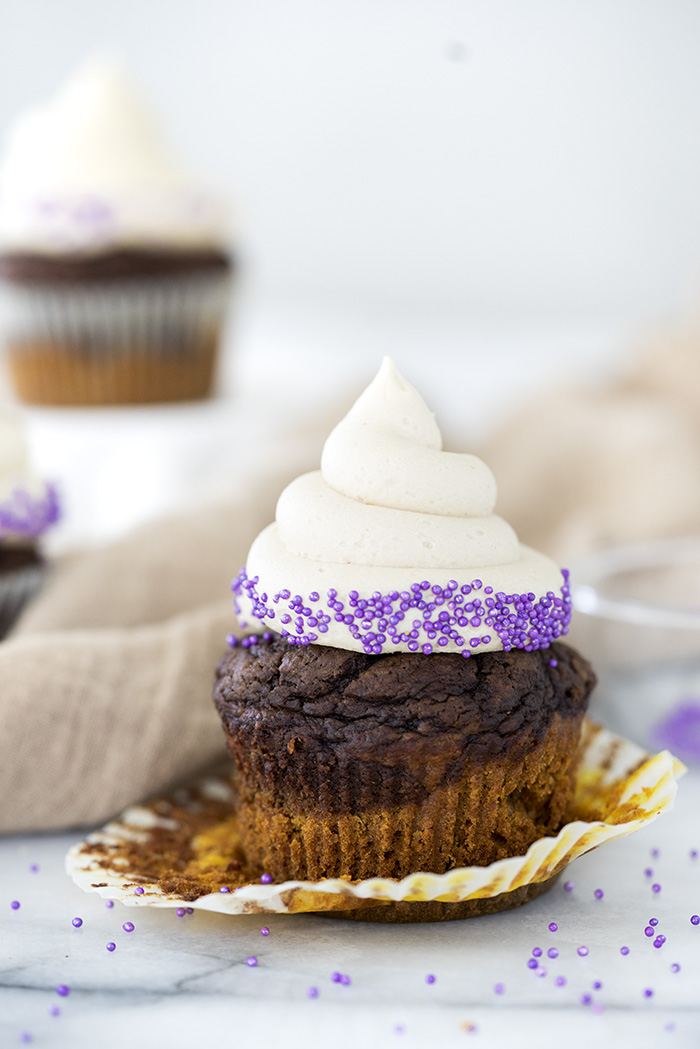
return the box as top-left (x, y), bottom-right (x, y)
top-left (0, 58), bottom-right (233, 406)
top-left (213, 359), bottom-right (596, 883)
top-left (0, 405), bottom-right (59, 636)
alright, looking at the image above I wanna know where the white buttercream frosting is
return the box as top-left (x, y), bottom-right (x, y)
top-left (0, 58), bottom-right (228, 253)
top-left (235, 359), bottom-right (570, 656)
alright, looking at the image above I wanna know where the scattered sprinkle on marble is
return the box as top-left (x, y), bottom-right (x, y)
top-left (645, 868), bottom-right (654, 878)
top-left (643, 988), bottom-right (654, 998)
top-left (425, 974), bottom-right (436, 984)
top-left (260, 927), bottom-right (270, 936)
top-left (671, 963), bottom-right (681, 973)
top-left (536, 967), bottom-right (547, 978)
top-left (307, 987), bottom-right (319, 999)
top-left (653, 936), bottom-right (666, 949)
top-left (106, 942), bottom-right (116, 952)
top-left (594, 889), bottom-right (604, 899)
top-left (493, 983), bottom-right (505, 995)
top-left (29, 864), bottom-right (39, 873)
top-left (185, 908), bottom-right (194, 915)
top-left (649, 918), bottom-right (659, 926)
top-left (10, 901), bottom-right (20, 910)
top-left (651, 848), bottom-right (660, 858)
top-left (527, 958), bottom-right (538, 970)
top-left (581, 994), bottom-right (592, 1005)
top-left (555, 976), bottom-right (567, 987)
top-left (176, 908), bottom-right (185, 917)
top-left (690, 914), bottom-right (700, 925)
top-left (105, 901), bottom-right (114, 909)
top-left (48, 1006), bottom-right (60, 1017)
top-left (55, 986), bottom-right (70, 997)
top-left (246, 956), bottom-right (258, 967)
top-left (592, 981), bottom-right (602, 990)
top-left (577, 946), bottom-right (589, 957)
top-left (71, 917), bottom-right (83, 928)
top-left (645, 926), bottom-right (654, 937)
top-left (548, 948), bottom-right (559, 959)
top-left (341, 974), bottom-right (351, 986)
top-left (591, 1003), bottom-right (605, 1015)
top-left (19, 1033), bottom-right (32, 1044)
top-left (691, 849), bottom-right (698, 859)
top-left (620, 946), bottom-right (630, 956)
top-left (532, 947), bottom-right (542, 958)
top-left (393, 1024), bottom-right (405, 1035)
top-left (332, 972), bottom-right (342, 983)
top-left (564, 881), bottom-right (574, 892)
top-left (548, 922), bottom-right (558, 932)
top-left (122, 922), bottom-right (135, 933)
top-left (652, 883), bottom-right (662, 894)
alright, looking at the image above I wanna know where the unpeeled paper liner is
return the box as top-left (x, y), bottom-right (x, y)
top-left (66, 721), bottom-right (685, 921)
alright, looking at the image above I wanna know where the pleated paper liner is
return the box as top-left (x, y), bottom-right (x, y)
top-left (66, 720), bottom-right (685, 923)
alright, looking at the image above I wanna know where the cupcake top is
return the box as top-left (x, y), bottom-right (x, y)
top-left (0, 58), bottom-right (228, 256)
top-left (0, 408), bottom-right (59, 544)
top-left (233, 359), bottom-right (571, 656)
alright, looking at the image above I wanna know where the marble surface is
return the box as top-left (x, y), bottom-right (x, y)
top-left (2, 770), bottom-right (699, 1049)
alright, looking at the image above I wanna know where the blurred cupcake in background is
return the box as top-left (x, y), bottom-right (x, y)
top-left (0, 58), bottom-right (233, 406)
top-left (0, 405), bottom-right (59, 636)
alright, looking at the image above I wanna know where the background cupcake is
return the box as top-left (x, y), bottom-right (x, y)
top-left (0, 404), bottom-right (59, 636)
top-left (0, 58), bottom-right (233, 406)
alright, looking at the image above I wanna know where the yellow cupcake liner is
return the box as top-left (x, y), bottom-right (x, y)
top-left (66, 720), bottom-right (685, 918)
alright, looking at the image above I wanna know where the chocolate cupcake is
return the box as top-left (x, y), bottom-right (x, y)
top-left (0, 406), bottom-right (59, 636)
top-left (0, 59), bottom-right (233, 406)
top-left (214, 359), bottom-right (596, 884)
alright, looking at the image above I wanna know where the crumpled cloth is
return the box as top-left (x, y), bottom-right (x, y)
top-left (2, 331), bottom-right (699, 833)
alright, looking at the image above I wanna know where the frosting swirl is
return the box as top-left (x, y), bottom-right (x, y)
top-left (234, 358), bottom-right (570, 655)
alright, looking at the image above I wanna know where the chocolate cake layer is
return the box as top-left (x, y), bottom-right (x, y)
top-left (0, 248), bottom-right (232, 283)
top-left (0, 544), bottom-right (41, 572)
top-left (213, 637), bottom-right (595, 880)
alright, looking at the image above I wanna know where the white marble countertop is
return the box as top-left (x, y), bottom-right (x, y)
top-left (2, 770), bottom-right (699, 1049)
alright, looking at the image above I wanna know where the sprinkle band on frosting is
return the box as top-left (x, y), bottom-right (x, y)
top-left (0, 483), bottom-right (60, 541)
top-left (231, 568), bottom-right (571, 657)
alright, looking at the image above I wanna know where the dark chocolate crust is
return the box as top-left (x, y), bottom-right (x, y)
top-left (214, 637), bottom-right (595, 805)
top-left (0, 248), bottom-right (232, 284)
top-left (0, 544), bottom-right (41, 573)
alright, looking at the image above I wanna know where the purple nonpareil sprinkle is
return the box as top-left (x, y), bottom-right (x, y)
top-left (176, 908), bottom-right (186, 917)
top-left (555, 976), bottom-right (566, 987)
top-left (340, 975), bottom-right (351, 986)
top-left (71, 918), bottom-right (83, 928)
top-left (55, 985), bottom-right (70, 998)
top-left (671, 963), bottom-right (681, 973)
top-left (219, 887), bottom-right (230, 893)
top-left (644, 926), bottom-right (654, 938)
top-left (652, 883), bottom-right (662, 894)
top-left (643, 988), bottom-right (654, 998)
top-left (620, 946), bottom-right (630, 956)
top-left (260, 873), bottom-right (273, 884)
top-left (649, 918), bottom-right (659, 926)
top-left (653, 936), bottom-right (666, 949)
top-left (549, 658), bottom-right (558, 667)
top-left (260, 927), bottom-right (270, 936)
top-left (425, 974), bottom-right (436, 985)
top-left (106, 942), bottom-right (116, 952)
top-left (493, 983), bottom-right (505, 995)
top-left (691, 915), bottom-right (700, 925)
top-left (548, 948), bottom-right (559, 959)
top-left (331, 972), bottom-right (342, 983)
top-left (527, 958), bottom-right (538, 970)
top-left (122, 922), bottom-right (135, 933)
top-left (548, 922), bottom-right (558, 932)
top-left (48, 1006), bottom-right (60, 1017)
top-left (592, 981), bottom-right (602, 990)
top-left (105, 901), bottom-right (114, 909)
top-left (10, 901), bottom-right (20, 910)
top-left (29, 865), bottom-right (39, 873)
top-left (307, 987), bottom-right (319, 999)
top-left (134, 887), bottom-right (145, 896)
top-left (564, 881), bottom-right (574, 892)
top-left (19, 1033), bottom-right (32, 1044)
top-left (185, 908), bottom-right (194, 915)
top-left (594, 889), bottom-right (604, 900)
top-left (651, 848), bottom-right (660, 858)
top-left (246, 956), bottom-right (258, 968)
top-left (532, 947), bottom-right (542, 958)
top-left (691, 849), bottom-right (698, 859)
top-left (644, 868), bottom-right (653, 878)
top-left (536, 967), bottom-right (547, 978)
top-left (581, 994), bottom-right (592, 1006)
top-left (577, 946), bottom-right (589, 957)
top-left (591, 1003), bottom-right (605, 1015)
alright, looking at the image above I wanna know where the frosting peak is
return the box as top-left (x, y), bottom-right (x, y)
top-left (235, 360), bottom-right (570, 656)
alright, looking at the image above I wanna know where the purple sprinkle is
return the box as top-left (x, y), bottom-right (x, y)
top-left (307, 987), bottom-right (319, 999)
top-left (134, 887), bottom-right (145, 896)
top-left (620, 946), bottom-right (630, 956)
top-left (260, 927), bottom-right (270, 937)
top-left (652, 884), bottom-right (661, 894)
top-left (594, 889), bottom-right (604, 900)
top-left (564, 881), bottom-right (574, 892)
top-left (425, 974), bottom-right (436, 984)
top-left (340, 974), bottom-right (351, 986)
top-left (532, 947), bottom-right (542, 958)
top-left (644, 868), bottom-right (653, 877)
top-left (643, 988), bottom-right (654, 998)
top-left (651, 848), bottom-right (660, 858)
top-left (219, 886), bottom-right (230, 893)
top-left (548, 948), bottom-right (559, 959)
top-left (48, 1006), bottom-right (60, 1017)
top-left (105, 901), bottom-right (114, 909)
top-left (644, 926), bottom-right (654, 937)
top-left (670, 963), bottom-right (681, 973)
top-left (10, 901), bottom-right (20, 910)
top-left (29, 864), bottom-right (39, 873)
top-left (71, 917), bottom-right (83, 928)
top-left (527, 958), bottom-right (538, 970)
top-left (260, 873), bottom-right (273, 884)
top-left (549, 658), bottom-right (558, 667)
top-left (581, 994), bottom-right (592, 1005)
top-left (653, 936), bottom-right (666, 949)
top-left (122, 922), bottom-right (135, 933)
top-left (555, 976), bottom-right (566, 987)
top-left (19, 1033), bottom-right (32, 1044)
top-left (591, 1003), bottom-right (605, 1015)
top-left (536, 967), bottom-right (547, 978)
top-left (592, 981), bottom-right (602, 990)
top-left (665, 1023), bottom-right (676, 1033)
top-left (493, 983), bottom-right (505, 995)
top-left (246, 956), bottom-right (258, 967)
top-left (649, 918), bottom-right (659, 926)
top-left (548, 922), bottom-right (558, 932)
top-left (106, 942), bottom-right (116, 952)
top-left (185, 907), bottom-right (194, 915)
top-left (691, 915), bottom-right (700, 925)
top-left (691, 849), bottom-right (698, 859)
top-left (577, 946), bottom-right (589, 957)
top-left (55, 985), bottom-right (70, 997)
top-left (331, 972), bottom-right (342, 983)
top-left (176, 908), bottom-right (186, 917)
